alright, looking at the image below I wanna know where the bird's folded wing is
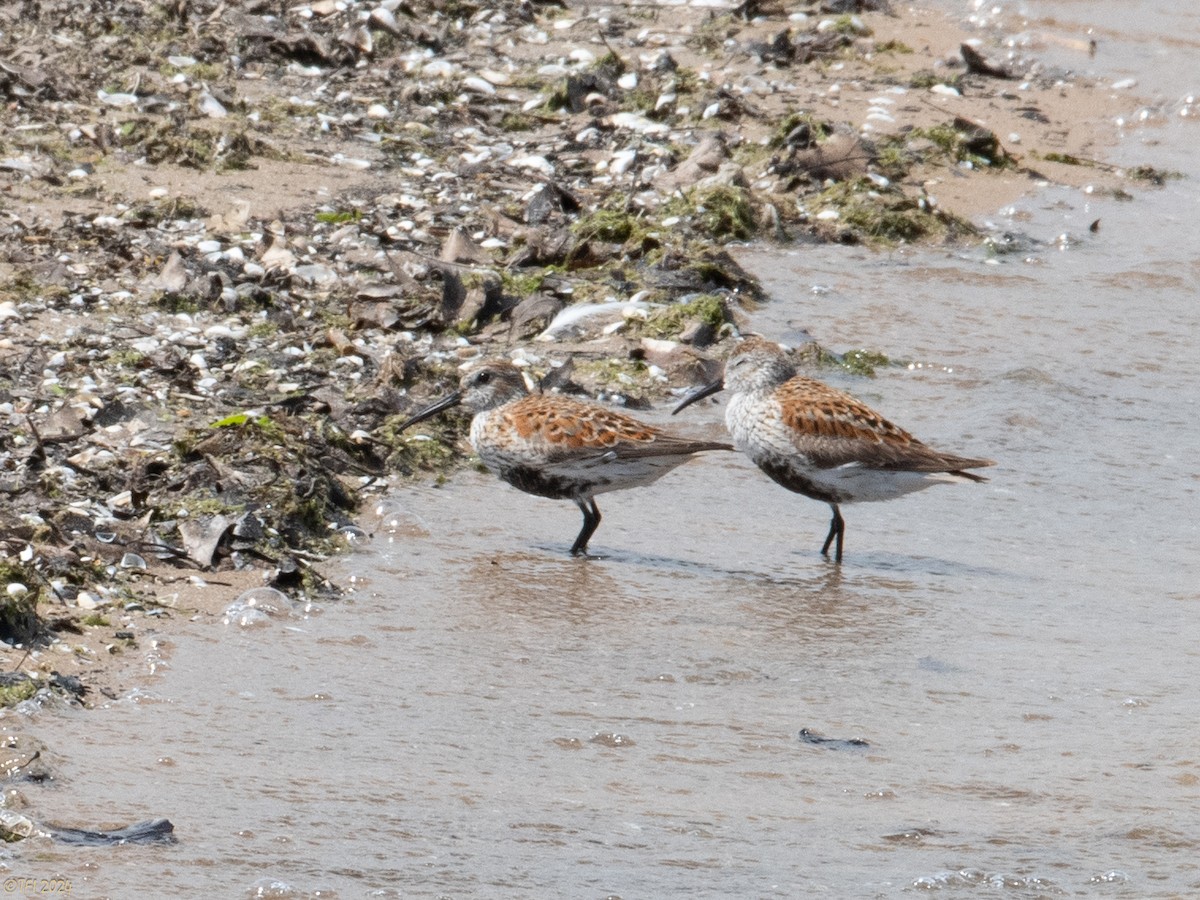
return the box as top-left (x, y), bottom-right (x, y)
top-left (539, 435), bottom-right (730, 472)
top-left (803, 435), bottom-right (993, 473)
top-left (608, 435), bottom-right (734, 459)
top-left (778, 385), bottom-right (992, 473)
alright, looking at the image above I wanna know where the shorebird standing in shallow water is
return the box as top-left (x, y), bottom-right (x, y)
top-left (673, 336), bottom-right (994, 562)
top-left (399, 360), bottom-right (733, 556)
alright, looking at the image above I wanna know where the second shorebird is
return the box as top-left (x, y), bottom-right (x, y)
top-left (399, 360), bottom-right (733, 556)
top-left (674, 337), bottom-right (994, 562)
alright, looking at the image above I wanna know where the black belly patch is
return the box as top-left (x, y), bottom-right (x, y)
top-left (500, 464), bottom-right (583, 500)
top-left (759, 459), bottom-right (842, 504)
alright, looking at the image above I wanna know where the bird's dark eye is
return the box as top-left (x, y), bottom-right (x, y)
top-left (475, 371), bottom-right (491, 384)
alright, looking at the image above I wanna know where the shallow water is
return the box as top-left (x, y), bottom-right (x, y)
top-left (7, 2), bottom-right (1200, 898)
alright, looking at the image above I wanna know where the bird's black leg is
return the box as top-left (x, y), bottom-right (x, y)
top-left (820, 504), bottom-right (845, 562)
top-left (570, 498), bottom-right (602, 556)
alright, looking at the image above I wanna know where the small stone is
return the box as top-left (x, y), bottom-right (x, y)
top-left (678, 321), bottom-right (715, 347)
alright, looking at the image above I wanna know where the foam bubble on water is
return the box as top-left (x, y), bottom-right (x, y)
top-left (337, 524), bottom-right (369, 547)
top-left (912, 870), bottom-right (1063, 891)
top-left (364, 499), bottom-right (428, 541)
top-left (246, 878), bottom-right (300, 898)
top-left (223, 588), bottom-right (295, 628)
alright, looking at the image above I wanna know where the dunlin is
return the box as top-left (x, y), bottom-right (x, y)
top-left (674, 337), bottom-right (993, 561)
top-left (399, 360), bottom-right (733, 556)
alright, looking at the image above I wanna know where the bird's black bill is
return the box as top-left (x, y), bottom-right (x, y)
top-left (671, 378), bottom-right (724, 415)
top-left (397, 391), bottom-right (462, 431)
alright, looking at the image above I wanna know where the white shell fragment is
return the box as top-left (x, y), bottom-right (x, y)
top-left (329, 154), bottom-right (371, 169)
top-left (199, 92), bottom-right (227, 118)
top-left (609, 149), bottom-right (638, 175)
top-left (97, 90), bottom-right (138, 107)
top-left (537, 301), bottom-right (654, 341)
top-left (509, 155), bottom-right (554, 176)
top-left (605, 112), bottom-right (670, 135)
top-left (368, 7), bottom-right (401, 35)
top-left (462, 76), bottom-right (496, 96)
top-left (120, 553), bottom-right (149, 570)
